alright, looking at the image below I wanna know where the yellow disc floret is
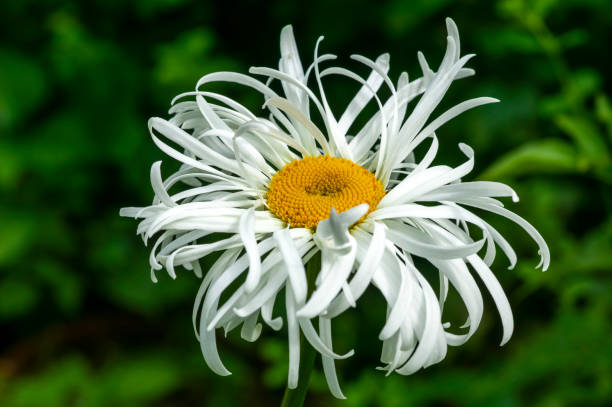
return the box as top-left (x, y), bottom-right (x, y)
top-left (266, 156), bottom-right (386, 229)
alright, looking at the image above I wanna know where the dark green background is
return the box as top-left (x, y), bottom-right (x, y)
top-left (1, 0), bottom-right (611, 406)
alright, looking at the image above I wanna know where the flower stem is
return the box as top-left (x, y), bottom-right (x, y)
top-left (280, 252), bottom-right (320, 407)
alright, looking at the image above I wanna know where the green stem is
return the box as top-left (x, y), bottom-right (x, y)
top-left (280, 253), bottom-right (320, 407)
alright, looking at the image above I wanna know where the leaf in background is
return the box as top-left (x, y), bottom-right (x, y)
top-left (0, 214), bottom-right (35, 266)
top-left (566, 68), bottom-right (602, 106)
top-left (0, 49), bottom-right (47, 130)
top-left (595, 93), bottom-right (612, 141)
top-left (558, 28), bottom-right (589, 50)
top-left (46, 12), bottom-right (102, 81)
top-left (0, 278), bottom-right (38, 319)
top-left (478, 27), bottom-right (541, 56)
top-left (383, 0), bottom-right (451, 36)
top-left (540, 70), bottom-right (602, 116)
top-left (479, 139), bottom-right (579, 179)
top-left (1, 356), bottom-right (91, 407)
top-left (35, 261), bottom-right (83, 314)
top-left (134, 0), bottom-right (191, 17)
top-left (260, 339), bottom-right (288, 388)
top-left (153, 28), bottom-right (238, 103)
top-left (92, 355), bottom-right (182, 405)
top-left (555, 114), bottom-right (610, 167)
top-left (498, 0), bottom-right (562, 20)
top-left (0, 143), bottom-right (22, 190)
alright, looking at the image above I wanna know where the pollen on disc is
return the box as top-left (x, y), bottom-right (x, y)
top-left (266, 156), bottom-right (386, 229)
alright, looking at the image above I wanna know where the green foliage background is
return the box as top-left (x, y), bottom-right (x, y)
top-left (1, 0), bottom-right (611, 406)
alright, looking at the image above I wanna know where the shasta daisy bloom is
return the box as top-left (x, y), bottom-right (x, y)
top-left (121, 19), bottom-right (549, 398)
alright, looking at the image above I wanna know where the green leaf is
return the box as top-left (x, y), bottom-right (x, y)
top-left (96, 355), bottom-right (182, 404)
top-left (383, 0), bottom-right (452, 35)
top-left (153, 28), bottom-right (237, 99)
top-left (558, 29), bottom-right (589, 50)
top-left (0, 278), bottom-right (38, 319)
top-left (477, 27), bottom-right (541, 56)
top-left (479, 139), bottom-right (579, 179)
top-left (3, 356), bottom-right (91, 407)
top-left (0, 143), bottom-right (23, 190)
top-left (35, 261), bottom-right (83, 314)
top-left (0, 214), bottom-right (35, 266)
top-left (0, 49), bottom-right (47, 129)
top-left (595, 93), bottom-right (612, 141)
top-left (567, 69), bottom-right (602, 105)
top-left (134, 0), bottom-right (191, 17)
top-left (555, 114), bottom-right (610, 167)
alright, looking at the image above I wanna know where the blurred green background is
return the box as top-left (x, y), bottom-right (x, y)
top-left (1, 0), bottom-right (611, 406)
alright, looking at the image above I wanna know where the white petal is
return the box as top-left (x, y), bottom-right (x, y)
top-left (385, 220), bottom-right (485, 260)
top-left (413, 97), bottom-right (499, 144)
top-left (299, 318), bottom-right (354, 360)
top-left (197, 249), bottom-right (242, 376)
top-left (319, 317), bottom-right (347, 399)
top-left (316, 204), bottom-right (369, 249)
top-left (382, 143), bottom-right (474, 206)
top-left (240, 311), bottom-right (262, 342)
top-left (263, 96), bottom-right (331, 155)
top-left (337, 53), bottom-right (390, 137)
top-left (285, 285), bottom-right (300, 388)
top-left (458, 198), bottom-right (550, 270)
top-left (240, 208), bottom-right (262, 293)
top-left (195, 71), bottom-right (278, 101)
top-left (395, 271), bottom-right (445, 375)
top-left (149, 117), bottom-right (268, 186)
top-left (378, 259), bottom-right (409, 340)
top-left (468, 254), bottom-right (514, 345)
top-left (150, 161), bottom-right (176, 207)
top-left (261, 293), bottom-right (283, 331)
top-left (431, 258), bottom-right (483, 345)
top-left (274, 228), bottom-right (308, 304)
top-left (419, 181), bottom-right (519, 203)
top-left (296, 243), bottom-right (356, 318)
top-left (233, 265), bottom-right (287, 318)
top-left (326, 222), bottom-right (386, 318)
top-left (312, 37), bottom-right (350, 158)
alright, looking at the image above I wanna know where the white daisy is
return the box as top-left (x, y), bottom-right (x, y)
top-left (121, 18), bottom-right (549, 399)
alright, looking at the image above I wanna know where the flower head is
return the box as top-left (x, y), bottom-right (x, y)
top-left (121, 19), bottom-right (549, 398)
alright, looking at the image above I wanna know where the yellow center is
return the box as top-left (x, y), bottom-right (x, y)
top-left (266, 156), bottom-right (386, 229)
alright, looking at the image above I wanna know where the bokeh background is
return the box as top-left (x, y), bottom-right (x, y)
top-left (1, 0), bottom-right (611, 406)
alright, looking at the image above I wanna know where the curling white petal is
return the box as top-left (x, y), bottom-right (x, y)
top-left (326, 222), bottom-right (386, 318)
top-left (264, 97), bottom-right (331, 155)
top-left (419, 181), bottom-right (519, 203)
top-left (297, 242), bottom-right (356, 318)
top-left (458, 198), bottom-right (550, 270)
top-left (240, 311), bottom-right (262, 342)
top-left (413, 97), bottom-right (499, 145)
top-left (385, 220), bottom-right (485, 260)
top-left (274, 228), bottom-right (308, 304)
top-left (320, 317), bottom-right (347, 399)
top-left (261, 293), bottom-right (283, 331)
top-left (395, 271), bottom-right (445, 375)
top-left (468, 254), bottom-right (514, 345)
top-left (338, 53), bottom-right (390, 137)
top-left (382, 143), bottom-right (474, 206)
top-left (240, 208), bottom-right (262, 293)
top-left (150, 161), bottom-right (175, 207)
top-left (279, 25), bottom-right (307, 111)
top-left (285, 284), bottom-right (300, 388)
top-left (299, 317), bottom-right (355, 360)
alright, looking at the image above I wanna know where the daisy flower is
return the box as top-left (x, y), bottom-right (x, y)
top-left (121, 18), bottom-right (549, 399)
